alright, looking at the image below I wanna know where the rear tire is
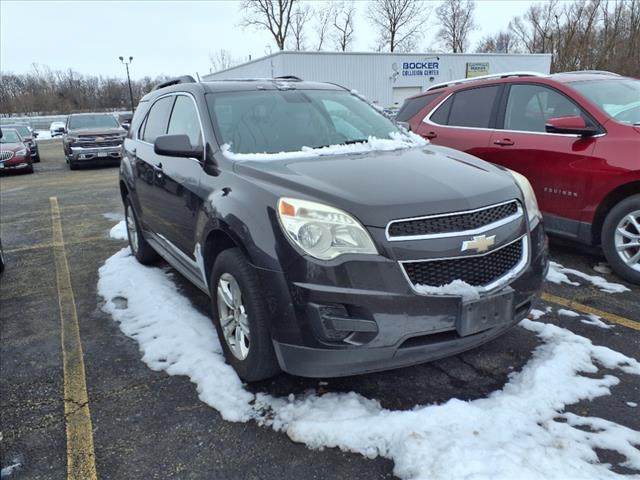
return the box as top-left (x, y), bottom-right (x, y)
top-left (602, 194), bottom-right (640, 285)
top-left (209, 248), bottom-right (280, 382)
top-left (124, 197), bottom-right (159, 265)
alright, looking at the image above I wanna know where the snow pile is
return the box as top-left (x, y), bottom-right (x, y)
top-left (413, 279), bottom-right (480, 301)
top-left (546, 261), bottom-right (630, 294)
top-left (98, 248), bottom-right (254, 421)
top-left (558, 308), bottom-right (581, 317)
top-left (221, 131), bottom-right (427, 161)
top-left (581, 314), bottom-right (614, 330)
top-left (109, 220), bottom-right (127, 240)
top-left (98, 248), bottom-right (640, 479)
top-left (34, 130), bottom-right (52, 140)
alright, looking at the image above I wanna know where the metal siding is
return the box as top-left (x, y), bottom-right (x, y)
top-left (204, 52), bottom-right (552, 107)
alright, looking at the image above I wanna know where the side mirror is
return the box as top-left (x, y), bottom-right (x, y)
top-left (545, 116), bottom-right (598, 136)
top-left (33, 131), bottom-right (39, 138)
top-left (121, 123), bottom-right (130, 131)
top-left (154, 134), bottom-right (203, 160)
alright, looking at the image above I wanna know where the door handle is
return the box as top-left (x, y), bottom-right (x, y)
top-left (493, 138), bottom-right (515, 146)
top-left (423, 131), bottom-right (438, 139)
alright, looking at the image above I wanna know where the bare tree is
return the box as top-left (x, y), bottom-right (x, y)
top-left (476, 31), bottom-right (520, 53)
top-left (368, 0), bottom-right (432, 52)
top-left (240, 0), bottom-right (297, 50)
top-left (209, 49), bottom-right (236, 72)
top-left (332, 1), bottom-right (356, 51)
top-left (436, 0), bottom-right (477, 53)
top-left (314, 2), bottom-right (335, 51)
top-left (287, 3), bottom-right (312, 50)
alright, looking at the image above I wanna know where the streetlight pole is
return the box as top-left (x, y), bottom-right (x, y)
top-left (119, 56), bottom-right (135, 112)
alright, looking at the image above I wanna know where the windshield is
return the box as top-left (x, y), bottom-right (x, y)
top-left (6, 125), bottom-right (31, 137)
top-left (0, 129), bottom-right (22, 143)
top-left (569, 79), bottom-right (640, 125)
top-left (68, 114), bottom-right (119, 130)
top-left (207, 90), bottom-right (400, 154)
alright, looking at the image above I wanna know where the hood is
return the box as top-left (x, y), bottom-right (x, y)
top-left (235, 145), bottom-right (521, 227)
top-left (0, 142), bottom-right (27, 152)
top-left (67, 127), bottom-right (125, 136)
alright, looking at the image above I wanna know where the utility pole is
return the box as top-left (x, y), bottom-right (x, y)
top-left (119, 56), bottom-right (135, 112)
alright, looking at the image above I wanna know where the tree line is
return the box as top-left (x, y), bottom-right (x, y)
top-left (232, 0), bottom-right (639, 76)
top-left (1, 65), bottom-right (169, 116)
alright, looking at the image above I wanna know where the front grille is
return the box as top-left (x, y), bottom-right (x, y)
top-left (388, 201), bottom-right (519, 238)
top-left (402, 239), bottom-right (524, 288)
top-left (74, 141), bottom-right (122, 148)
top-left (0, 150), bottom-right (15, 161)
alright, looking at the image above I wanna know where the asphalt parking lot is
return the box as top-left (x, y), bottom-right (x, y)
top-left (1, 139), bottom-right (639, 479)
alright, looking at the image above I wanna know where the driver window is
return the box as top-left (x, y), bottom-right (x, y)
top-left (504, 84), bottom-right (582, 133)
top-left (167, 95), bottom-right (203, 147)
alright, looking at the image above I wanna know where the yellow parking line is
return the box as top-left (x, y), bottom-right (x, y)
top-left (49, 197), bottom-right (98, 480)
top-left (541, 292), bottom-right (640, 331)
top-left (5, 236), bottom-right (109, 254)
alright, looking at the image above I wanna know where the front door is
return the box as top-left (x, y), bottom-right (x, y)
top-left (484, 83), bottom-right (599, 222)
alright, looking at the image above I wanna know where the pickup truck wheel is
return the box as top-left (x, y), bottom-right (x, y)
top-left (602, 194), bottom-right (640, 284)
top-left (69, 159), bottom-right (78, 170)
top-left (210, 248), bottom-right (280, 382)
top-left (124, 198), bottom-right (159, 265)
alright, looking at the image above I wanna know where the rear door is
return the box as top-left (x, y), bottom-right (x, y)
top-left (415, 85), bottom-right (501, 158)
top-left (484, 83), bottom-right (599, 222)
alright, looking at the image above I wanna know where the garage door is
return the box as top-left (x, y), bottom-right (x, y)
top-left (392, 87), bottom-right (423, 106)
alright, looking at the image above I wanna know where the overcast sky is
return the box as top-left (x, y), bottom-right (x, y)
top-left (1, 0), bottom-right (534, 80)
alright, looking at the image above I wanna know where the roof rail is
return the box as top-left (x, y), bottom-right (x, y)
top-left (426, 71), bottom-right (547, 91)
top-left (559, 70), bottom-right (621, 76)
top-left (153, 75), bottom-right (197, 91)
top-left (274, 75), bottom-right (303, 81)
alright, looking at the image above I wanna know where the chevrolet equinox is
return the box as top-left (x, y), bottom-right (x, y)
top-left (119, 76), bottom-right (548, 381)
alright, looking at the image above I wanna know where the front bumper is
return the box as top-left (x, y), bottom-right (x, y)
top-left (68, 144), bottom-right (122, 162)
top-left (260, 223), bottom-right (548, 378)
top-left (0, 158), bottom-right (32, 172)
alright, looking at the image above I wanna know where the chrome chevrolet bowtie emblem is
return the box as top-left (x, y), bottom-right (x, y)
top-left (461, 235), bottom-right (496, 253)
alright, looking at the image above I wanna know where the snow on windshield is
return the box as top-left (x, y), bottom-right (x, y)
top-left (222, 131), bottom-right (427, 161)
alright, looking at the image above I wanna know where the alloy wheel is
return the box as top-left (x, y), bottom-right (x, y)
top-left (217, 273), bottom-right (250, 360)
top-left (614, 209), bottom-right (640, 272)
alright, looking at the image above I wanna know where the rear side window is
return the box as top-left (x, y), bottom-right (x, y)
top-left (448, 86), bottom-right (499, 128)
top-left (396, 93), bottom-right (440, 122)
top-left (430, 86), bottom-right (499, 128)
top-left (167, 95), bottom-right (203, 147)
top-left (142, 96), bottom-right (174, 143)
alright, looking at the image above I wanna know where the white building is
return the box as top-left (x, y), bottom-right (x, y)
top-left (203, 51), bottom-right (552, 108)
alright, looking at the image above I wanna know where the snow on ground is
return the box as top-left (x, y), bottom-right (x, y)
top-left (558, 308), bottom-right (581, 318)
top-left (546, 261), bottom-right (630, 294)
top-left (103, 211), bottom-right (124, 222)
top-left (109, 220), bottom-right (127, 241)
top-left (628, 402), bottom-right (638, 408)
top-left (581, 314), bottom-right (614, 330)
top-left (98, 247), bottom-right (640, 480)
top-left (221, 131), bottom-right (427, 161)
top-left (34, 130), bottom-right (52, 140)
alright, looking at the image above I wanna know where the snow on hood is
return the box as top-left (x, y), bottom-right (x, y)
top-left (221, 131), bottom-right (427, 161)
top-left (98, 245), bottom-right (640, 479)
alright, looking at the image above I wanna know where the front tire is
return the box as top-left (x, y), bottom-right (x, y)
top-left (69, 159), bottom-right (78, 170)
top-left (210, 248), bottom-right (280, 382)
top-left (602, 194), bottom-right (640, 284)
top-left (124, 198), bottom-right (159, 265)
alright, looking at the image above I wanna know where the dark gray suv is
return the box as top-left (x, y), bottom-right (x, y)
top-left (119, 76), bottom-right (548, 381)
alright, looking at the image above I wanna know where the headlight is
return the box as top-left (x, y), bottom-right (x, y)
top-left (508, 169), bottom-right (542, 224)
top-left (277, 198), bottom-right (378, 260)
top-left (16, 148), bottom-right (27, 156)
top-left (67, 136), bottom-right (78, 143)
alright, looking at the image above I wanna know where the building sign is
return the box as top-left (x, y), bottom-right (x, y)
top-left (392, 59), bottom-right (440, 79)
top-left (466, 62), bottom-right (490, 78)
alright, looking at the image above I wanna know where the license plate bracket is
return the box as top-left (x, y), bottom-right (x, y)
top-left (97, 152), bottom-right (108, 158)
top-left (457, 289), bottom-right (514, 337)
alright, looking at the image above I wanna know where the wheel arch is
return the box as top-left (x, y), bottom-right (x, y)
top-left (592, 181), bottom-right (640, 245)
top-left (202, 227), bottom-right (248, 286)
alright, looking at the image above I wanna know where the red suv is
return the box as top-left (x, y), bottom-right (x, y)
top-left (398, 71), bottom-right (640, 284)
